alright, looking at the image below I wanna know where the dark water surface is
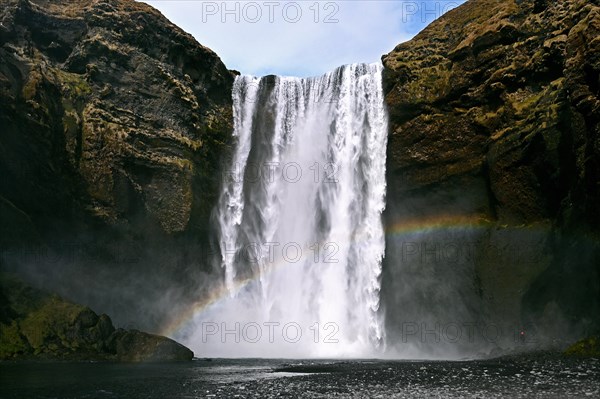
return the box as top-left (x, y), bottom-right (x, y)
top-left (1, 355), bottom-right (599, 398)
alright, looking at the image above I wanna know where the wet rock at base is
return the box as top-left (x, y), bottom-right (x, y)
top-left (0, 274), bottom-right (193, 362)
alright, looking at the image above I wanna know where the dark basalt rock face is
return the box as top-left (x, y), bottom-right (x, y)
top-left (0, 273), bottom-right (193, 361)
top-left (0, 0), bottom-right (234, 330)
top-left (381, 0), bottom-right (600, 352)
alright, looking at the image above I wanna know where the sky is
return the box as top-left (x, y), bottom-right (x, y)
top-left (141, 1), bottom-right (466, 77)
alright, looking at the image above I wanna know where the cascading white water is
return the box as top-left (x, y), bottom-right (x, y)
top-left (180, 63), bottom-right (388, 358)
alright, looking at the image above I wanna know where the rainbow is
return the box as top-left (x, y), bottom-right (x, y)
top-left (160, 214), bottom-right (557, 338)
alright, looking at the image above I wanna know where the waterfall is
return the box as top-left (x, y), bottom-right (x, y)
top-left (184, 63), bottom-right (388, 358)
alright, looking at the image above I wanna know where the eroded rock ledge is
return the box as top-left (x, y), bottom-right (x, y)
top-left (0, 274), bottom-right (193, 361)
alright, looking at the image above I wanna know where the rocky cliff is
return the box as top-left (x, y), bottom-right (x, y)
top-left (0, 273), bottom-right (193, 361)
top-left (0, 0), bottom-right (234, 330)
top-left (382, 0), bottom-right (599, 352)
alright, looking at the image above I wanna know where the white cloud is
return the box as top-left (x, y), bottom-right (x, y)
top-left (141, 1), bottom-right (465, 77)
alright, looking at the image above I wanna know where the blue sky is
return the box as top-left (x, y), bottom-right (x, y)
top-left (141, 1), bottom-right (466, 77)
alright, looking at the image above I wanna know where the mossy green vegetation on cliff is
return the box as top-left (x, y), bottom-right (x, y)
top-left (0, 273), bottom-right (193, 361)
top-left (383, 0), bottom-right (600, 223)
top-left (565, 336), bottom-right (600, 357)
